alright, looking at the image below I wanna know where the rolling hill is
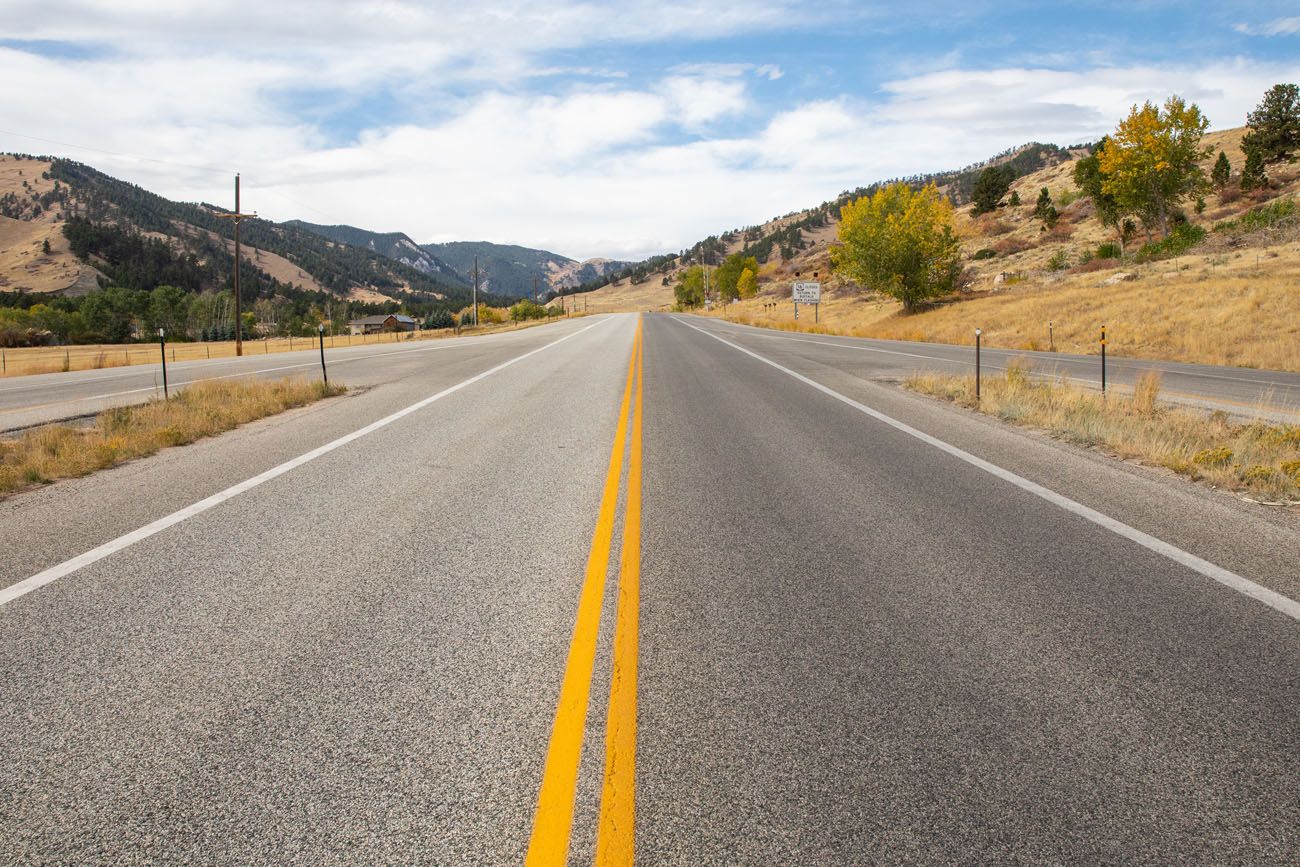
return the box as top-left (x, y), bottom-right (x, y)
top-left (577, 127), bottom-right (1300, 371)
top-left (420, 241), bottom-right (628, 298)
top-left (0, 155), bottom-right (479, 309)
top-left (282, 221), bottom-right (463, 282)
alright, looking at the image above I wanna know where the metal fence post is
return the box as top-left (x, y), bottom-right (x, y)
top-left (1101, 325), bottom-right (1107, 394)
top-left (159, 328), bottom-right (169, 399)
top-left (318, 324), bottom-right (328, 385)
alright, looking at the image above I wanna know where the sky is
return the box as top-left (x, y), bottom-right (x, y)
top-left (1, 2), bottom-right (1299, 262)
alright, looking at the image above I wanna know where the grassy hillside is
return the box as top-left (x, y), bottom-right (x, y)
top-left (583, 126), bottom-right (1300, 371)
top-left (0, 155), bottom-right (475, 307)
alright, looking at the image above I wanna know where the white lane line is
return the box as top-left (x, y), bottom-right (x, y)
top-left (0, 322), bottom-right (567, 397)
top-left (699, 317), bottom-right (1299, 391)
top-left (698, 320), bottom-right (1300, 419)
top-left (675, 317), bottom-right (1300, 624)
top-left (0, 323), bottom-right (589, 418)
top-left (0, 317), bottom-right (616, 608)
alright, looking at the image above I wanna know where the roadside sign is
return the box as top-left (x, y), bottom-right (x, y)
top-left (792, 281), bottom-right (821, 304)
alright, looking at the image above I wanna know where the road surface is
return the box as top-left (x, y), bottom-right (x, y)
top-left (3, 320), bottom-right (1300, 432)
top-left (2, 313), bottom-right (1297, 864)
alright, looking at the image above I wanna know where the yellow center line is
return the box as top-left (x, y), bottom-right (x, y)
top-left (526, 318), bottom-right (642, 867)
top-left (595, 318), bottom-right (644, 866)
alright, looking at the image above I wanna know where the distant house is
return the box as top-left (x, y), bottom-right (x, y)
top-left (348, 314), bottom-right (417, 335)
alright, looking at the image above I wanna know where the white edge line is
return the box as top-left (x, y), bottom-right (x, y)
top-left (0, 317), bottom-right (614, 608)
top-left (675, 316), bottom-right (1300, 623)
top-left (700, 315), bottom-right (1300, 391)
top-left (0, 324), bottom-right (548, 407)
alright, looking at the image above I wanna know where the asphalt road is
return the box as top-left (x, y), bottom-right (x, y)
top-left (698, 317), bottom-right (1300, 422)
top-left (1, 312), bottom-right (1297, 864)
top-left (0, 328), bottom-right (562, 432)
top-left (3, 320), bottom-right (1299, 432)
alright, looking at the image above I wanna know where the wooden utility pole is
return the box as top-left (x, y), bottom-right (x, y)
top-left (472, 256), bottom-right (480, 327)
top-left (215, 174), bottom-right (256, 355)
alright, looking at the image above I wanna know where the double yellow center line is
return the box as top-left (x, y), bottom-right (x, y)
top-left (526, 317), bottom-right (644, 866)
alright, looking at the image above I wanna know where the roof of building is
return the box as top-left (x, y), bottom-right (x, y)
top-left (349, 314), bottom-right (417, 325)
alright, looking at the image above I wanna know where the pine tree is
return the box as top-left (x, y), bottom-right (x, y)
top-left (970, 165), bottom-right (1015, 215)
top-left (1241, 145), bottom-right (1268, 191)
top-left (1211, 150), bottom-right (1232, 193)
top-left (1034, 188), bottom-right (1058, 229)
top-left (1242, 83), bottom-right (1300, 164)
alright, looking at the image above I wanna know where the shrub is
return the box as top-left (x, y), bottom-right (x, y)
top-left (972, 248), bottom-right (998, 260)
top-left (1192, 446), bottom-right (1233, 466)
top-left (993, 237), bottom-right (1033, 256)
top-left (1046, 250), bottom-right (1072, 271)
top-left (423, 309), bottom-right (455, 329)
top-left (1095, 242), bottom-right (1121, 259)
top-left (974, 214), bottom-right (1013, 235)
top-left (1047, 221), bottom-right (1075, 241)
top-left (1069, 258), bottom-right (1120, 274)
top-left (1214, 197), bottom-right (1297, 234)
top-left (1137, 223), bottom-right (1206, 260)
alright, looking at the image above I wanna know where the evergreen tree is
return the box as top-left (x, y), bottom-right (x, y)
top-left (1034, 188), bottom-right (1058, 229)
top-left (970, 165), bottom-right (1015, 215)
top-left (1211, 150), bottom-right (1232, 193)
top-left (1241, 145), bottom-right (1268, 191)
top-left (1242, 83), bottom-right (1300, 164)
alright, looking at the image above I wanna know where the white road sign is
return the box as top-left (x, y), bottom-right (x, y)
top-left (792, 281), bottom-right (821, 304)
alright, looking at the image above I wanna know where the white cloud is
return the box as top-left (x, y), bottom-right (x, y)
top-left (658, 76), bottom-right (749, 128)
top-left (2, 3), bottom-right (1299, 261)
top-left (1234, 17), bottom-right (1300, 37)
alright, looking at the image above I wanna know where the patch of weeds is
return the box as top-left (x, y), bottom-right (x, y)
top-left (1193, 446), bottom-right (1233, 466)
top-left (1137, 223), bottom-right (1206, 261)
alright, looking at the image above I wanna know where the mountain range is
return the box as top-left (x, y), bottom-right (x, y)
top-left (285, 223), bottom-right (629, 299)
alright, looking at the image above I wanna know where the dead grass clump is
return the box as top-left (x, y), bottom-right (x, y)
top-left (1047, 221), bottom-right (1075, 241)
top-left (0, 377), bottom-right (344, 497)
top-left (994, 237), bottom-right (1034, 256)
top-left (1132, 371), bottom-right (1162, 414)
top-left (906, 368), bottom-right (1300, 502)
top-left (975, 215), bottom-right (1013, 236)
top-left (1068, 258), bottom-right (1118, 275)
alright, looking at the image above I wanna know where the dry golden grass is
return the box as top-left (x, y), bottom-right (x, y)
top-left (556, 277), bottom-right (675, 313)
top-left (0, 377), bottom-right (344, 497)
top-left (0, 319), bottom-right (550, 378)
top-left (907, 362), bottom-right (1300, 504)
top-left (704, 231), bottom-right (1300, 371)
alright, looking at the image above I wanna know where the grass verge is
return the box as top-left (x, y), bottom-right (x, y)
top-left (906, 364), bottom-right (1300, 504)
top-left (0, 378), bottom-right (345, 498)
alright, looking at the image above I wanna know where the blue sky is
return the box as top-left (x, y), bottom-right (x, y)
top-left (1, 2), bottom-right (1298, 260)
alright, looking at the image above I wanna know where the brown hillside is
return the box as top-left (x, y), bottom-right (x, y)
top-left (0, 156), bottom-right (91, 294)
top-left (585, 126), bottom-right (1300, 371)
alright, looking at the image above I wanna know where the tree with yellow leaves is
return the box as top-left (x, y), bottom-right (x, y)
top-left (830, 182), bottom-right (961, 313)
top-left (737, 267), bottom-right (758, 299)
top-left (1098, 96), bottom-right (1211, 239)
